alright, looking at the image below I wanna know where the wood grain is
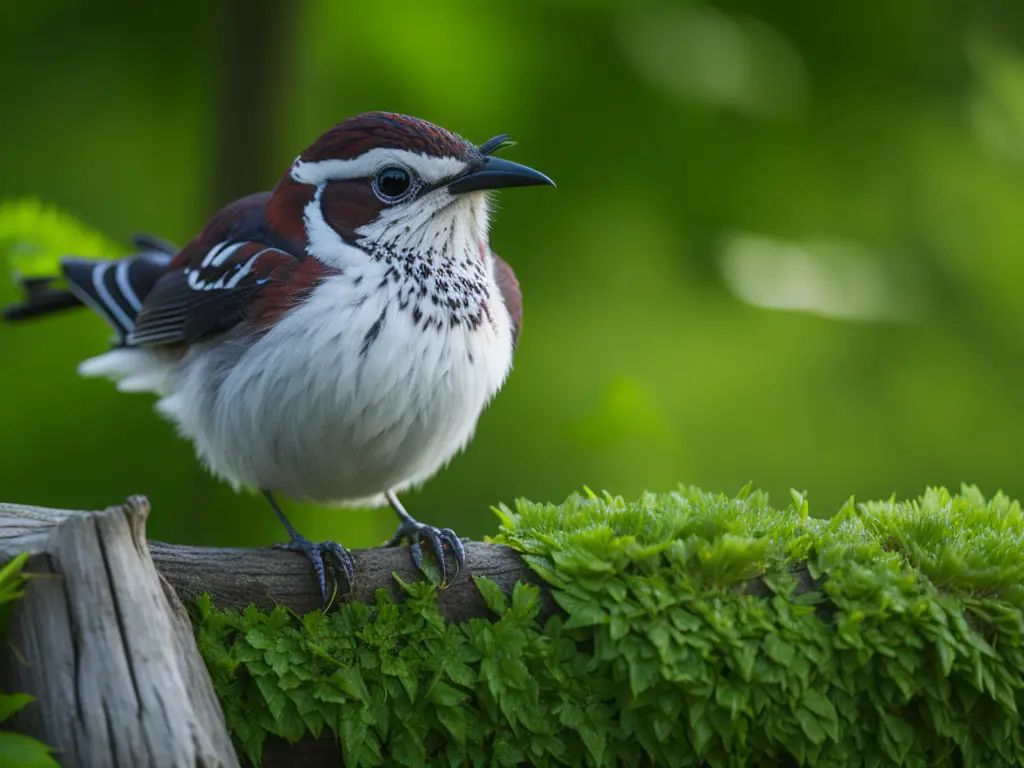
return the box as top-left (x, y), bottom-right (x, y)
top-left (0, 497), bottom-right (239, 768)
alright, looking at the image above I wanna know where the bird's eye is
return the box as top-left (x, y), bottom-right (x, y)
top-left (373, 166), bottom-right (415, 203)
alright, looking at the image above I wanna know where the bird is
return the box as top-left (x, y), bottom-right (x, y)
top-left (2, 111), bottom-right (555, 600)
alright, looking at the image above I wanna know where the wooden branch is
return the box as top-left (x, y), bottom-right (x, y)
top-left (149, 538), bottom-right (553, 619)
top-left (0, 497), bottom-right (239, 768)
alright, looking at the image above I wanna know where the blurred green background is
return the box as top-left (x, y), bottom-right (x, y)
top-left (2, 0), bottom-right (1024, 550)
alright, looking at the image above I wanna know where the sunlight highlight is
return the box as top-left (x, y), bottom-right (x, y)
top-left (718, 233), bottom-right (924, 322)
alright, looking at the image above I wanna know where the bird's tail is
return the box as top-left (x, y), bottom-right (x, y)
top-left (2, 233), bottom-right (177, 344)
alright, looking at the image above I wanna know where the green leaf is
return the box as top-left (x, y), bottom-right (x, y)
top-left (255, 674), bottom-right (290, 724)
top-left (556, 591), bottom-right (607, 629)
top-left (330, 667), bottom-right (370, 706)
top-left (0, 694), bottom-right (34, 724)
top-left (762, 633), bottom-right (795, 667)
top-left (800, 689), bottom-right (838, 742)
top-left (0, 553), bottom-right (29, 605)
top-left (473, 576), bottom-right (508, 615)
top-left (0, 732), bottom-right (61, 768)
top-left (435, 702), bottom-right (467, 746)
top-left (0, 198), bottom-right (123, 278)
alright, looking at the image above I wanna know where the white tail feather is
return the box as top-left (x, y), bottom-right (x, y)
top-left (78, 348), bottom-right (177, 396)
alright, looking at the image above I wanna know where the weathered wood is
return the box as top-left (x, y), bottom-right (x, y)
top-left (0, 497), bottom-right (240, 768)
top-left (149, 538), bottom-right (551, 619)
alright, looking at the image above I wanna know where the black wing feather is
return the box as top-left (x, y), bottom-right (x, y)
top-left (3, 240), bottom-right (175, 338)
top-left (129, 242), bottom-right (299, 346)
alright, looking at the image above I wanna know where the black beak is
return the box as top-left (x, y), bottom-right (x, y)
top-left (448, 156), bottom-right (556, 195)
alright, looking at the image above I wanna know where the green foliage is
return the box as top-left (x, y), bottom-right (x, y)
top-left (195, 484), bottom-right (1024, 767)
top-left (0, 197), bottom-right (122, 281)
top-left (0, 553), bottom-right (61, 768)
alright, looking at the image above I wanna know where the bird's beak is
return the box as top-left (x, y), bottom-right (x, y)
top-left (447, 156), bottom-right (556, 195)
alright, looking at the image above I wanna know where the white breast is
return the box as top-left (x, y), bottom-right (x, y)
top-left (158, 259), bottom-right (514, 506)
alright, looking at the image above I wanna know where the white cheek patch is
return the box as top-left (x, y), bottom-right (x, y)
top-left (354, 188), bottom-right (461, 243)
top-left (303, 183), bottom-right (378, 270)
top-left (291, 148), bottom-right (468, 187)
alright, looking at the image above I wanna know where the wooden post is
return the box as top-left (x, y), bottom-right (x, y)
top-left (0, 497), bottom-right (240, 768)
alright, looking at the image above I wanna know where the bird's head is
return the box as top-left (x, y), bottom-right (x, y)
top-left (266, 112), bottom-right (554, 269)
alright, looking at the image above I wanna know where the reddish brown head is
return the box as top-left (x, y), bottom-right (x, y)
top-left (265, 112), bottom-right (554, 256)
top-left (300, 112), bottom-right (473, 164)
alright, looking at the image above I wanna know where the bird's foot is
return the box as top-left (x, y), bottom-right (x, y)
top-left (384, 517), bottom-right (466, 583)
top-left (273, 532), bottom-right (354, 603)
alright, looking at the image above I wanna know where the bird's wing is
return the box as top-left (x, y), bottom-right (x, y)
top-left (129, 193), bottom-right (322, 346)
top-left (129, 242), bottom-right (312, 345)
top-left (491, 251), bottom-right (522, 349)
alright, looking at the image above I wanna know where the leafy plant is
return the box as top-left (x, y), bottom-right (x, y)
top-left (0, 197), bottom-right (121, 278)
top-left (0, 553), bottom-right (61, 768)
top-left (194, 484), bottom-right (1024, 767)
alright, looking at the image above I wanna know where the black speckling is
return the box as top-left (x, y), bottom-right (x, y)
top-left (360, 306), bottom-right (387, 356)
top-left (365, 236), bottom-right (495, 341)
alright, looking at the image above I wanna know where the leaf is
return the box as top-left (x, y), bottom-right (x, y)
top-left (330, 667), bottom-right (370, 706)
top-left (0, 732), bottom-right (61, 768)
top-left (255, 674), bottom-right (290, 724)
top-left (0, 553), bottom-right (29, 606)
top-left (313, 679), bottom-right (347, 705)
top-left (428, 680), bottom-right (468, 708)
top-left (435, 702), bottom-right (467, 746)
top-left (794, 704), bottom-right (827, 745)
top-left (246, 629), bottom-right (273, 650)
top-left (556, 592), bottom-right (607, 630)
top-left (473, 576), bottom-right (508, 615)
top-left (762, 633), bottom-right (795, 667)
top-left (880, 709), bottom-right (916, 764)
top-left (0, 694), bottom-right (35, 724)
top-left (800, 689), bottom-right (838, 742)
top-left (0, 198), bottom-right (123, 278)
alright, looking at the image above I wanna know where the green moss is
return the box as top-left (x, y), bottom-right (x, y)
top-left (194, 484), bottom-right (1024, 767)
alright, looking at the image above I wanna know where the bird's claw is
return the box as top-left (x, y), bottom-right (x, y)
top-left (274, 533), bottom-right (354, 603)
top-left (385, 519), bottom-right (465, 583)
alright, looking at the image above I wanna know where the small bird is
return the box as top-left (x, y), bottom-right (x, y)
top-left (3, 112), bottom-right (554, 599)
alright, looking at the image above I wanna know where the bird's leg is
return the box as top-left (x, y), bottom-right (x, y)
top-left (264, 490), bottom-right (354, 602)
top-left (383, 491), bottom-right (466, 582)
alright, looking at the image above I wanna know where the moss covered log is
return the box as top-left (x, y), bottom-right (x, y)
top-left (193, 484), bottom-right (1024, 767)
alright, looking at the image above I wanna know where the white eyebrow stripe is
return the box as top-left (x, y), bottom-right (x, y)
top-left (290, 148), bottom-right (467, 186)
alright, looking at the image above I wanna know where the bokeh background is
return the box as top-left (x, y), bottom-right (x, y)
top-left (2, 0), bottom-right (1024, 550)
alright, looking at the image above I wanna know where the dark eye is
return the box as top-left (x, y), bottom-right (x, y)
top-left (373, 166), bottom-right (414, 202)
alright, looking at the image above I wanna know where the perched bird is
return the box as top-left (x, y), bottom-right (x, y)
top-left (3, 112), bottom-right (554, 599)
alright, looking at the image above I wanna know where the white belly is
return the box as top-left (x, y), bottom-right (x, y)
top-left (157, 269), bottom-right (514, 505)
